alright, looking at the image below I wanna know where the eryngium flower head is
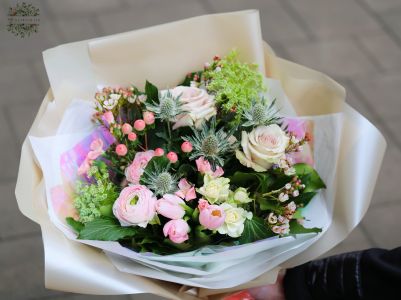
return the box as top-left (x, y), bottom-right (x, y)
top-left (242, 97), bottom-right (281, 127)
top-left (183, 118), bottom-right (238, 167)
top-left (145, 90), bottom-right (184, 122)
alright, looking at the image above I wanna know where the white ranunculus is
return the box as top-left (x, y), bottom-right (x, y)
top-left (236, 124), bottom-right (289, 172)
top-left (169, 86), bottom-right (216, 129)
top-left (217, 203), bottom-right (252, 238)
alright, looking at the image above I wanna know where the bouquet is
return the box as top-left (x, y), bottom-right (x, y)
top-left (66, 51), bottom-right (325, 254)
top-left (17, 10), bottom-right (386, 299)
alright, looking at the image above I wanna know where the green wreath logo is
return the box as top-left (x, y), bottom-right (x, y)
top-left (7, 2), bottom-right (40, 38)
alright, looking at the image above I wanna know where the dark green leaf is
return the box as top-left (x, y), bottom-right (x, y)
top-left (294, 163), bottom-right (326, 192)
top-left (293, 192), bottom-right (317, 206)
top-left (78, 218), bottom-right (136, 241)
top-left (230, 171), bottom-right (273, 193)
top-left (289, 220), bottom-right (322, 234)
top-left (66, 217), bottom-right (84, 233)
top-left (145, 80), bottom-right (159, 103)
top-left (239, 217), bottom-right (273, 244)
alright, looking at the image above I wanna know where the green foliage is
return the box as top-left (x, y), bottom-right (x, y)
top-left (145, 80), bottom-right (159, 103)
top-left (239, 217), bottom-right (273, 244)
top-left (73, 162), bottom-right (119, 223)
top-left (66, 217), bottom-right (84, 233)
top-left (230, 171), bottom-right (273, 194)
top-left (205, 50), bottom-right (266, 119)
top-left (78, 218), bottom-right (136, 241)
top-left (289, 220), bottom-right (322, 235)
top-left (294, 163), bottom-right (326, 192)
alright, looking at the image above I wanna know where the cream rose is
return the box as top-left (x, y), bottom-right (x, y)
top-left (236, 124), bottom-right (289, 172)
top-left (217, 203), bottom-right (253, 238)
top-left (197, 174), bottom-right (230, 204)
top-left (169, 86), bottom-right (216, 129)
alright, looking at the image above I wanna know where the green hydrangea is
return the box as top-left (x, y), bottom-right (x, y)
top-left (205, 50), bottom-right (266, 119)
top-left (74, 162), bottom-right (119, 223)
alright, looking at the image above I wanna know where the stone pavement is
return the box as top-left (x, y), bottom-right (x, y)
top-left (0, 0), bottom-right (400, 299)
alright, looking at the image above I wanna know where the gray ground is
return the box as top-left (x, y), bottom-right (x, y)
top-left (1, 0), bottom-right (401, 299)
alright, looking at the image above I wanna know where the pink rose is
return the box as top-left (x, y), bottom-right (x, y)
top-left (125, 150), bottom-right (154, 184)
top-left (113, 185), bottom-right (157, 228)
top-left (155, 194), bottom-right (185, 220)
top-left (163, 219), bottom-right (190, 244)
top-left (122, 123), bottom-right (133, 135)
top-left (169, 86), bottom-right (216, 129)
top-left (195, 156), bottom-right (224, 177)
top-left (175, 178), bottom-right (196, 201)
top-left (102, 111), bottom-right (115, 126)
top-left (199, 204), bottom-right (225, 230)
top-left (116, 144), bottom-right (128, 156)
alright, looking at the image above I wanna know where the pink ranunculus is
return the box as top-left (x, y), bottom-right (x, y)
top-left (195, 156), bottom-right (212, 174)
top-left (199, 204), bottom-right (225, 230)
top-left (125, 150), bottom-right (154, 184)
top-left (155, 194), bottom-right (185, 220)
top-left (113, 185), bottom-right (157, 228)
top-left (197, 198), bottom-right (210, 211)
top-left (134, 119), bottom-right (146, 131)
top-left (102, 111), bottom-right (115, 126)
top-left (116, 144), bottom-right (128, 156)
top-left (163, 219), bottom-right (190, 244)
top-left (175, 178), bottom-right (196, 201)
top-left (154, 148), bottom-right (164, 156)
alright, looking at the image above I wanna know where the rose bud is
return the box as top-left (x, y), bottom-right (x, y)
top-left (121, 123), bottom-right (132, 135)
top-left (143, 111), bottom-right (155, 125)
top-left (181, 141), bottom-right (193, 153)
top-left (166, 151), bottom-right (178, 163)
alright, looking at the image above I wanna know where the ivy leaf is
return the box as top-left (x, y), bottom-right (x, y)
top-left (289, 220), bottom-right (322, 235)
top-left (66, 217), bottom-right (84, 233)
top-left (239, 217), bottom-right (273, 244)
top-left (293, 192), bottom-right (317, 206)
top-left (230, 171), bottom-right (273, 194)
top-left (145, 80), bottom-right (159, 103)
top-left (78, 218), bottom-right (136, 241)
top-left (294, 163), bottom-right (326, 192)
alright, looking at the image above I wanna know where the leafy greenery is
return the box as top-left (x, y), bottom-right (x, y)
top-left (239, 217), bottom-right (273, 244)
top-left (78, 218), bottom-right (136, 241)
top-left (66, 217), bottom-right (84, 233)
top-left (73, 161), bottom-right (119, 223)
top-left (294, 163), bottom-right (326, 192)
top-left (230, 171), bottom-right (273, 194)
top-left (289, 220), bottom-right (322, 235)
top-left (144, 80), bottom-right (159, 103)
top-left (205, 50), bottom-right (266, 120)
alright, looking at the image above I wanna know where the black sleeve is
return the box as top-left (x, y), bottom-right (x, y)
top-left (283, 247), bottom-right (401, 300)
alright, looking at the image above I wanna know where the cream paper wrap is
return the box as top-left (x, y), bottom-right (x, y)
top-left (15, 10), bottom-right (386, 299)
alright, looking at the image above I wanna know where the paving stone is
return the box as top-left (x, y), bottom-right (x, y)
top-left (361, 200), bottom-right (401, 249)
top-left (44, 0), bottom-right (125, 17)
top-left (53, 17), bottom-right (101, 43)
top-left (321, 226), bottom-right (373, 258)
top-left (287, 0), bottom-right (382, 39)
top-left (204, 0), bottom-right (310, 44)
top-left (0, 236), bottom-right (64, 299)
top-left (359, 32), bottom-right (401, 72)
top-left (353, 73), bottom-right (401, 120)
top-left (362, 0), bottom-right (401, 13)
top-left (7, 101), bottom-right (41, 145)
top-left (94, 0), bottom-right (207, 36)
top-left (0, 181), bottom-right (40, 239)
top-left (382, 10), bottom-right (401, 43)
top-left (0, 63), bottom-right (43, 106)
top-left (0, 111), bottom-right (20, 180)
top-left (285, 38), bottom-right (377, 78)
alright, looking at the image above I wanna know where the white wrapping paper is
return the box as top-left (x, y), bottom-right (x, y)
top-left (15, 10), bottom-right (386, 299)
